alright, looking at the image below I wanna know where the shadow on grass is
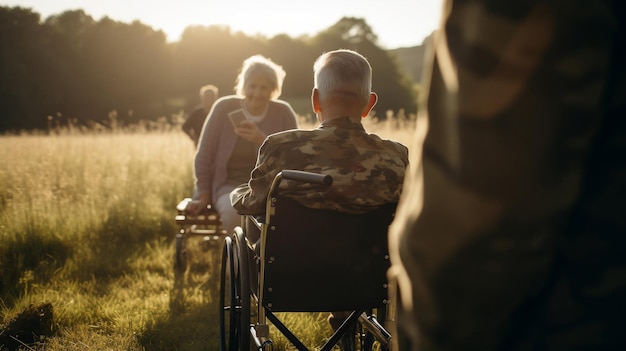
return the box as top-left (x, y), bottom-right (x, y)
top-left (71, 200), bottom-right (179, 282)
top-left (0, 226), bottom-right (71, 301)
top-left (139, 300), bottom-right (220, 351)
top-left (140, 237), bottom-right (223, 351)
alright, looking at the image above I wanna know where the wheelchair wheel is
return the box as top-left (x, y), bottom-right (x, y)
top-left (234, 229), bottom-right (251, 350)
top-left (219, 236), bottom-right (237, 350)
top-left (219, 230), bottom-right (251, 351)
top-left (174, 232), bottom-right (187, 272)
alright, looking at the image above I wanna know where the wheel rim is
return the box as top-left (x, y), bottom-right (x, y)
top-left (220, 230), bottom-right (252, 351)
top-left (235, 231), bottom-right (250, 350)
top-left (219, 236), bottom-right (239, 350)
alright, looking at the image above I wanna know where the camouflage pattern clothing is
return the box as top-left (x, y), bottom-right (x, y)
top-left (388, 1), bottom-right (626, 350)
top-left (230, 116), bottom-right (409, 215)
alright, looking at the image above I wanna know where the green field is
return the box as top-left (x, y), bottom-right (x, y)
top-left (0, 117), bottom-right (416, 350)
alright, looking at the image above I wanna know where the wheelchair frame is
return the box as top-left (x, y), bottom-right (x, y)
top-left (219, 170), bottom-right (395, 351)
top-left (174, 198), bottom-right (225, 272)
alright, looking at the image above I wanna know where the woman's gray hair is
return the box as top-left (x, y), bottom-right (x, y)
top-left (313, 49), bottom-right (372, 101)
top-left (235, 55), bottom-right (286, 99)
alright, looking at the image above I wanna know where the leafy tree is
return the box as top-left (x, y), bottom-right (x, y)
top-left (311, 17), bottom-right (417, 117)
top-left (324, 16), bottom-right (378, 44)
top-left (79, 17), bottom-right (171, 123)
top-left (172, 25), bottom-right (267, 109)
top-left (0, 7), bottom-right (49, 130)
top-left (41, 10), bottom-right (96, 123)
top-left (266, 34), bottom-right (317, 98)
top-left (0, 8), bottom-right (418, 131)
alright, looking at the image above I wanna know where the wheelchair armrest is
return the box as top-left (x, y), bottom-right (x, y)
top-left (176, 198), bottom-right (193, 213)
top-left (176, 197), bottom-right (216, 216)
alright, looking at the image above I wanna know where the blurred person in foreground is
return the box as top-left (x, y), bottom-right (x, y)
top-left (231, 49), bottom-right (409, 351)
top-left (388, 1), bottom-right (625, 350)
top-left (182, 84), bottom-right (219, 147)
top-left (186, 55), bottom-right (298, 232)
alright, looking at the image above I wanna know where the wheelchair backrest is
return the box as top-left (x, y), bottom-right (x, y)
top-left (260, 196), bottom-right (396, 312)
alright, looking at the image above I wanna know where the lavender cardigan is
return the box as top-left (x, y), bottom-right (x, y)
top-left (194, 95), bottom-right (298, 203)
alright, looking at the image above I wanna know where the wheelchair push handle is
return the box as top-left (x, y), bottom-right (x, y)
top-left (280, 170), bottom-right (333, 186)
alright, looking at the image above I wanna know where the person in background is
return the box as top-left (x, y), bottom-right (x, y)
top-left (231, 49), bottom-right (409, 351)
top-left (388, 1), bottom-right (625, 350)
top-left (182, 84), bottom-right (219, 147)
top-left (186, 55), bottom-right (298, 233)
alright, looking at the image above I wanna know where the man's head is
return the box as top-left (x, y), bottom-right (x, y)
top-left (312, 49), bottom-right (377, 122)
top-left (199, 84), bottom-right (219, 111)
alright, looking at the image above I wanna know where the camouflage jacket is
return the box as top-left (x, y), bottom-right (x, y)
top-left (230, 116), bottom-right (409, 215)
top-left (388, 1), bottom-right (626, 350)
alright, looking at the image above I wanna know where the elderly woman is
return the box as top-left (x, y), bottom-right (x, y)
top-left (187, 55), bottom-right (298, 231)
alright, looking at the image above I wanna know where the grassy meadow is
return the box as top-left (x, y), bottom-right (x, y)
top-left (0, 115), bottom-right (417, 351)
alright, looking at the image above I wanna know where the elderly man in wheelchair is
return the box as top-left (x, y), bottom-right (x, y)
top-left (219, 49), bottom-right (409, 351)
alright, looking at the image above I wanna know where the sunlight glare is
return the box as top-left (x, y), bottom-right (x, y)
top-left (3, 0), bottom-right (442, 48)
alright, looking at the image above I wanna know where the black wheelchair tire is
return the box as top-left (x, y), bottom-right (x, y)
top-left (234, 229), bottom-right (251, 350)
top-left (174, 233), bottom-right (186, 272)
top-left (219, 236), bottom-right (238, 351)
top-left (220, 229), bottom-right (253, 351)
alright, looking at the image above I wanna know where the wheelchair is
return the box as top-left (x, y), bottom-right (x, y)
top-left (174, 198), bottom-right (225, 272)
top-left (220, 170), bottom-right (396, 351)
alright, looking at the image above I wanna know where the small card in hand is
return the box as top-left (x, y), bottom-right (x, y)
top-left (228, 109), bottom-right (247, 128)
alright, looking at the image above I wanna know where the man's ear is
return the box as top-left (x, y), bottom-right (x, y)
top-left (361, 92), bottom-right (378, 117)
top-left (311, 88), bottom-right (321, 113)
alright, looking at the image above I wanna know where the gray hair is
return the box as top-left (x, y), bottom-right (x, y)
top-left (235, 55), bottom-right (286, 99)
top-left (313, 49), bottom-right (372, 101)
top-left (199, 84), bottom-right (218, 100)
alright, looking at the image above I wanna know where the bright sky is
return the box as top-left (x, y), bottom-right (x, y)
top-left (2, 0), bottom-right (442, 49)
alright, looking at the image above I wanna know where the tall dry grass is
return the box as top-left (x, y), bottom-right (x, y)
top-left (0, 115), bottom-right (418, 350)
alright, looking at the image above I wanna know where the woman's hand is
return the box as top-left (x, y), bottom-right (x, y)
top-left (186, 194), bottom-right (210, 215)
top-left (235, 120), bottom-right (267, 146)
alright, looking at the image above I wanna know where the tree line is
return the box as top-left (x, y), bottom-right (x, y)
top-left (0, 6), bottom-right (418, 132)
